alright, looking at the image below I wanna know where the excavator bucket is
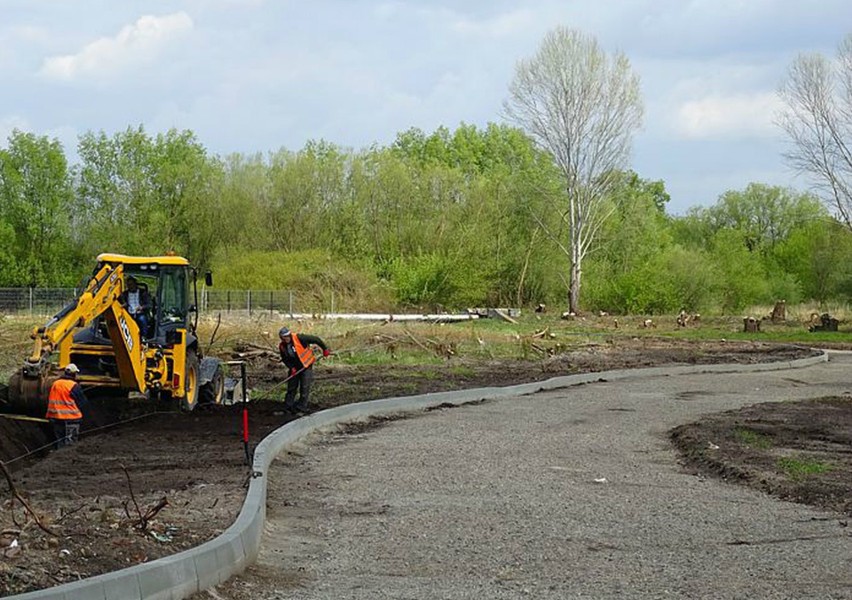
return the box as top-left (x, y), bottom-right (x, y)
top-left (4, 366), bottom-right (59, 418)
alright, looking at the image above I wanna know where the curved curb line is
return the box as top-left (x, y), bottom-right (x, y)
top-left (8, 350), bottom-right (828, 599)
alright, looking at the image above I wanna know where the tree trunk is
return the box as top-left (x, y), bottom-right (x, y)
top-left (568, 261), bottom-right (581, 314)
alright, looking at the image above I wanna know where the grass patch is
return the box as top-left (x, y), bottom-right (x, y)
top-left (401, 368), bottom-right (444, 380)
top-left (777, 456), bottom-right (833, 480)
top-left (448, 365), bottom-right (475, 377)
top-left (733, 427), bottom-right (773, 449)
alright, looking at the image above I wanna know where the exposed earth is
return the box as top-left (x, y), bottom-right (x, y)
top-left (0, 337), bottom-right (849, 597)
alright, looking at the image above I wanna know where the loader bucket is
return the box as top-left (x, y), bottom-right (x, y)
top-left (4, 368), bottom-right (57, 418)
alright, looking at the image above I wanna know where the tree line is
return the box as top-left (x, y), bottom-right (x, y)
top-left (0, 122), bottom-right (849, 313)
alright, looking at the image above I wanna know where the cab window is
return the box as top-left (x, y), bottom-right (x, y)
top-left (159, 268), bottom-right (187, 322)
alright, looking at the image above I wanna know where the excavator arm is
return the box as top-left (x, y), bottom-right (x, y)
top-left (8, 262), bottom-right (149, 415)
top-left (28, 263), bottom-right (124, 363)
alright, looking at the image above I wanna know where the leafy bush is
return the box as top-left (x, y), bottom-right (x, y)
top-left (212, 248), bottom-right (394, 311)
top-left (387, 253), bottom-right (490, 309)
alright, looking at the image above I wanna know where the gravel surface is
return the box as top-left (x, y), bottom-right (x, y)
top-left (206, 355), bottom-right (852, 600)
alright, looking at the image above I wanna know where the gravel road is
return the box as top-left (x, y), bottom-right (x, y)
top-left (209, 354), bottom-right (852, 600)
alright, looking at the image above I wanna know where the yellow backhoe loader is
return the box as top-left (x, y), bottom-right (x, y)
top-left (4, 253), bottom-right (224, 416)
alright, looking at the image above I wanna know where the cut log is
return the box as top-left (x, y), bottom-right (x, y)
top-left (808, 313), bottom-right (839, 332)
top-left (489, 308), bottom-right (519, 324)
top-left (743, 317), bottom-right (761, 333)
top-left (770, 300), bottom-right (787, 322)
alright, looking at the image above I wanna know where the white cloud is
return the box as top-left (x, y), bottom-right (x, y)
top-left (675, 92), bottom-right (784, 140)
top-left (451, 9), bottom-right (536, 38)
top-left (39, 12), bottom-right (193, 82)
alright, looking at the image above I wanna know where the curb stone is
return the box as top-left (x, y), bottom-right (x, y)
top-left (6, 350), bottom-right (829, 599)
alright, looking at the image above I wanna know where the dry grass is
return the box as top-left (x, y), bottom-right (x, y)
top-left (3, 303), bottom-right (852, 385)
top-left (745, 301), bottom-right (852, 325)
top-left (0, 316), bottom-right (40, 382)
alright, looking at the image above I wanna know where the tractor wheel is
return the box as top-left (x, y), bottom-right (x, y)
top-left (180, 350), bottom-right (200, 412)
top-left (200, 363), bottom-right (225, 405)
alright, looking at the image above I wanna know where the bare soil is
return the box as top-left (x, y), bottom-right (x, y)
top-left (671, 396), bottom-right (852, 517)
top-left (0, 338), bottom-right (847, 597)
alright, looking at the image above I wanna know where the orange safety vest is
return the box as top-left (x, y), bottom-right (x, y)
top-left (291, 334), bottom-right (316, 369)
top-left (46, 378), bottom-right (83, 420)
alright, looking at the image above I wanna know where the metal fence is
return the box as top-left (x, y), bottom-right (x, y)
top-left (200, 289), bottom-right (342, 316)
top-left (0, 288), bottom-right (343, 318)
top-left (0, 287), bottom-right (80, 315)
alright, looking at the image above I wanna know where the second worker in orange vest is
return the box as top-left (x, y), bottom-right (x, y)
top-left (278, 326), bottom-right (330, 414)
top-left (46, 363), bottom-right (89, 448)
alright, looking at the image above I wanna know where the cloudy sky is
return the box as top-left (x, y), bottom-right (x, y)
top-left (1, 1), bottom-right (848, 214)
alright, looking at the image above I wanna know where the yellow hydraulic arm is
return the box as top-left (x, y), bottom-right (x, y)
top-left (24, 262), bottom-right (148, 392)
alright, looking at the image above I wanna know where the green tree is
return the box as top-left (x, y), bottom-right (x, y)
top-left (76, 126), bottom-right (222, 268)
top-left (77, 126), bottom-right (155, 255)
top-left (585, 173), bottom-right (678, 313)
top-left (700, 184), bottom-right (825, 253)
top-left (0, 130), bottom-right (74, 285)
top-left (392, 123), bottom-right (564, 306)
top-left (709, 228), bottom-right (771, 311)
top-left (776, 218), bottom-right (852, 302)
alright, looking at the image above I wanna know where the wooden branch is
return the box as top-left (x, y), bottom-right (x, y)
top-left (402, 328), bottom-right (432, 353)
top-left (56, 503), bottom-right (90, 524)
top-left (120, 464), bottom-right (169, 531)
top-left (0, 461), bottom-right (56, 536)
top-left (120, 464), bottom-right (144, 525)
top-left (206, 313), bottom-right (222, 352)
top-left (140, 497), bottom-right (168, 528)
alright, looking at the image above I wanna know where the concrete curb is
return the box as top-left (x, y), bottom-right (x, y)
top-left (7, 350), bottom-right (829, 599)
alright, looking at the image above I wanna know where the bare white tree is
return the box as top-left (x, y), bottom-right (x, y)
top-left (503, 27), bottom-right (643, 313)
top-left (778, 34), bottom-right (852, 228)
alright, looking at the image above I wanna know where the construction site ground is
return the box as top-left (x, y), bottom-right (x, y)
top-left (0, 337), bottom-right (850, 597)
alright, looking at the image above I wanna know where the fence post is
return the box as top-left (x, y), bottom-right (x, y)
top-left (28, 287), bottom-right (33, 315)
top-left (227, 290), bottom-right (231, 314)
top-left (331, 291), bottom-right (335, 315)
top-left (269, 291), bottom-right (273, 317)
top-left (289, 291), bottom-right (293, 316)
top-left (248, 290), bottom-right (252, 316)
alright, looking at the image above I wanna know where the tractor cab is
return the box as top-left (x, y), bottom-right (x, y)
top-left (75, 254), bottom-right (197, 348)
top-left (119, 263), bottom-right (190, 342)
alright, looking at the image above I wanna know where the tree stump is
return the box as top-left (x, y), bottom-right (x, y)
top-left (809, 313), bottom-right (839, 332)
top-left (770, 300), bottom-right (786, 322)
top-left (743, 317), bottom-right (761, 333)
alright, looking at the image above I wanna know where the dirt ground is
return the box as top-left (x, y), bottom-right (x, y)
top-left (0, 338), bottom-right (848, 597)
top-left (671, 396), bottom-right (852, 517)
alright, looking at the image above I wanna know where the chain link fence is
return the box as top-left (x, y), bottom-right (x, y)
top-left (0, 287), bottom-right (80, 315)
top-left (0, 288), bottom-right (343, 317)
top-left (200, 289), bottom-right (341, 317)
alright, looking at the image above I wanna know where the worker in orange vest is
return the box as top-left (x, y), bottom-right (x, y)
top-left (46, 363), bottom-right (88, 448)
top-left (278, 326), bottom-right (330, 413)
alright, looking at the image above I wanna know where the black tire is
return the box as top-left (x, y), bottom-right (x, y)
top-left (180, 349), bottom-right (200, 412)
top-left (200, 364), bottom-right (225, 405)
